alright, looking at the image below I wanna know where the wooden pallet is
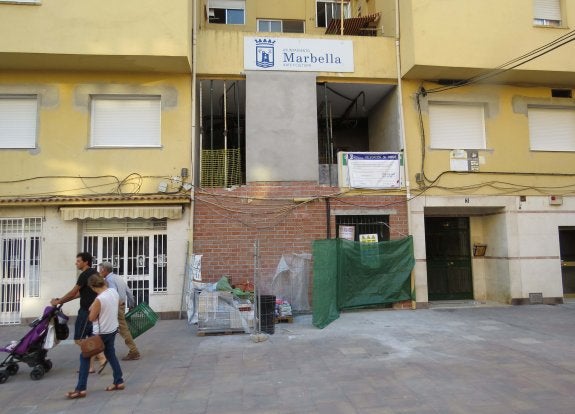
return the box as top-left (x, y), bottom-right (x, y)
top-left (196, 329), bottom-right (246, 337)
top-left (275, 315), bottom-right (293, 324)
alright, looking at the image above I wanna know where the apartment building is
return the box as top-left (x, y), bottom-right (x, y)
top-left (400, 0), bottom-right (575, 306)
top-left (0, 0), bottom-right (192, 323)
top-left (192, 0), bottom-right (410, 298)
top-left (3, 0), bottom-right (572, 324)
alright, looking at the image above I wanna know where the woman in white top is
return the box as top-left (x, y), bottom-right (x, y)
top-left (67, 274), bottom-right (125, 399)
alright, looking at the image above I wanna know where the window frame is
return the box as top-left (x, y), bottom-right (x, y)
top-left (528, 105), bottom-right (575, 152)
top-left (0, 95), bottom-right (38, 150)
top-left (208, 0), bottom-right (245, 25)
top-left (428, 102), bottom-right (487, 150)
top-left (316, 0), bottom-right (351, 28)
top-left (533, 0), bottom-right (563, 27)
top-left (89, 95), bottom-right (162, 148)
top-left (257, 19), bottom-right (305, 33)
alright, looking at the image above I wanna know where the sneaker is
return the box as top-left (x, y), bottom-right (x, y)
top-left (121, 352), bottom-right (140, 361)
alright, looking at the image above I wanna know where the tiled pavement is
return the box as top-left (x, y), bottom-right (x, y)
top-left (1, 303), bottom-right (575, 413)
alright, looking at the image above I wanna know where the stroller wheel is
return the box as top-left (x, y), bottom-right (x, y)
top-left (30, 365), bottom-right (45, 381)
top-left (0, 371), bottom-right (8, 384)
top-left (42, 360), bottom-right (53, 372)
top-left (6, 363), bottom-right (19, 376)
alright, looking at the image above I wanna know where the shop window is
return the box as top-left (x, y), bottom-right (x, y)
top-left (83, 219), bottom-right (168, 307)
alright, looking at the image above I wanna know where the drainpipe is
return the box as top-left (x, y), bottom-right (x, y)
top-left (340, 0), bottom-right (344, 35)
top-left (394, 0), bottom-right (415, 310)
top-left (189, 0), bottom-right (198, 263)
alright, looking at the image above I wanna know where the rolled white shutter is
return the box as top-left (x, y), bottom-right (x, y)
top-left (533, 0), bottom-right (561, 21)
top-left (429, 103), bottom-right (486, 149)
top-left (209, 0), bottom-right (245, 9)
top-left (0, 96), bottom-right (37, 149)
top-left (528, 107), bottom-right (575, 151)
top-left (91, 97), bottom-right (161, 147)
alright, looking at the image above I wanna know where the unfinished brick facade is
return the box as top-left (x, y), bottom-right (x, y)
top-left (193, 182), bottom-right (408, 296)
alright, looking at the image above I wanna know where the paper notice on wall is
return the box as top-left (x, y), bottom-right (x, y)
top-left (346, 153), bottom-right (400, 188)
top-left (190, 254), bottom-right (202, 281)
top-left (339, 225), bottom-right (355, 241)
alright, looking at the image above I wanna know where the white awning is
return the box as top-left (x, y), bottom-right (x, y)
top-left (60, 206), bottom-right (183, 221)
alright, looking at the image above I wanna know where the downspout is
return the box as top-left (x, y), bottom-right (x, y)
top-left (394, 0), bottom-right (415, 309)
top-left (189, 0), bottom-right (198, 262)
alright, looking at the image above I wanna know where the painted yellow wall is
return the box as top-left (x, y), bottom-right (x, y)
top-left (0, 72), bottom-right (191, 197)
top-left (197, 30), bottom-right (397, 80)
top-left (402, 80), bottom-right (575, 196)
top-left (0, 0), bottom-right (191, 72)
top-left (401, 0), bottom-right (575, 79)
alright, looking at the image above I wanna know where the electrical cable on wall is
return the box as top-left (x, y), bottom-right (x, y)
top-left (413, 28), bottom-right (575, 193)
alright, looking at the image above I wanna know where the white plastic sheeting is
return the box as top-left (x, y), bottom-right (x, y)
top-left (271, 253), bottom-right (312, 312)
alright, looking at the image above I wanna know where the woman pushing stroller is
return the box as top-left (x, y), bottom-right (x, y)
top-left (66, 273), bottom-right (125, 399)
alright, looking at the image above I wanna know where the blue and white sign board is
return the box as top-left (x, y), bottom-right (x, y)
top-left (340, 152), bottom-right (401, 189)
top-left (244, 36), bottom-right (354, 72)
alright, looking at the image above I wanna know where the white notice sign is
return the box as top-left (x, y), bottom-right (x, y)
top-left (346, 153), bottom-right (401, 189)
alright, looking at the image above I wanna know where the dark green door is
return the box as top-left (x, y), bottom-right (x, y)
top-left (425, 217), bottom-right (473, 300)
top-left (559, 228), bottom-right (575, 297)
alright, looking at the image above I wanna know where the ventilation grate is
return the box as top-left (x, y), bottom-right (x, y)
top-left (529, 292), bottom-right (543, 304)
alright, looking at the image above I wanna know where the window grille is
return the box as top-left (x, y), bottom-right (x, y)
top-left (336, 215), bottom-right (390, 242)
top-left (82, 219), bottom-right (168, 307)
top-left (0, 218), bottom-right (43, 325)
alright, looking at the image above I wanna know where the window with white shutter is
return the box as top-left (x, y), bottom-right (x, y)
top-left (528, 106), bottom-right (575, 151)
top-left (533, 0), bottom-right (562, 26)
top-left (208, 0), bottom-right (245, 24)
top-left (90, 96), bottom-right (161, 148)
top-left (429, 102), bottom-right (486, 150)
top-left (0, 96), bottom-right (38, 149)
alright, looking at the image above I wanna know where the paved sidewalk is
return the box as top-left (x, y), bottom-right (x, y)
top-left (1, 303), bottom-right (575, 414)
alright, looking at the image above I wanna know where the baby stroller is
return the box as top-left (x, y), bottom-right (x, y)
top-left (0, 305), bottom-right (69, 384)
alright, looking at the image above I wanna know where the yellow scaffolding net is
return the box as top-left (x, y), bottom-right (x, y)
top-left (201, 149), bottom-right (243, 188)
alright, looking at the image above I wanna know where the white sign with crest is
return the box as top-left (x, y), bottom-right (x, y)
top-left (244, 36), bottom-right (354, 72)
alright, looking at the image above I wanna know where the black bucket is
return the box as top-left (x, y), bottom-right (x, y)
top-left (258, 295), bottom-right (276, 334)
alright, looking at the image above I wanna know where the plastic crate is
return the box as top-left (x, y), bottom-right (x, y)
top-left (125, 302), bottom-right (159, 339)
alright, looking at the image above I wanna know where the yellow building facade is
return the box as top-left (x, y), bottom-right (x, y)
top-left (400, 0), bottom-right (575, 305)
top-left (0, 0), bottom-right (193, 322)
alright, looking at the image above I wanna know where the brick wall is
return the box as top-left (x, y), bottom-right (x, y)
top-left (193, 182), bottom-right (408, 296)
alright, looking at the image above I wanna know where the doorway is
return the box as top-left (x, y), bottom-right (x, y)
top-left (425, 217), bottom-right (473, 300)
top-left (559, 227), bottom-right (575, 297)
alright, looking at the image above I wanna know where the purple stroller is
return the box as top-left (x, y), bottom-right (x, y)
top-left (0, 305), bottom-right (69, 384)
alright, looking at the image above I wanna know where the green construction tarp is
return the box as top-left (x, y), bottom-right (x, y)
top-left (312, 236), bottom-right (415, 329)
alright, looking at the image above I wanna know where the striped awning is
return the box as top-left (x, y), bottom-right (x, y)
top-left (60, 205), bottom-right (183, 221)
top-left (325, 13), bottom-right (380, 36)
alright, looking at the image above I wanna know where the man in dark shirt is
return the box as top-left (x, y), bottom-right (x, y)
top-left (51, 252), bottom-right (104, 372)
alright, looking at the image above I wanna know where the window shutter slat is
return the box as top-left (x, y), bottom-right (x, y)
top-left (429, 103), bottom-right (486, 149)
top-left (528, 107), bottom-right (575, 151)
top-left (0, 97), bottom-right (37, 149)
top-left (533, 0), bottom-right (561, 20)
top-left (209, 0), bottom-right (245, 9)
top-left (91, 97), bottom-right (161, 147)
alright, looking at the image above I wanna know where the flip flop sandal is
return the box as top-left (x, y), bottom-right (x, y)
top-left (66, 390), bottom-right (87, 399)
top-left (105, 383), bottom-right (125, 391)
